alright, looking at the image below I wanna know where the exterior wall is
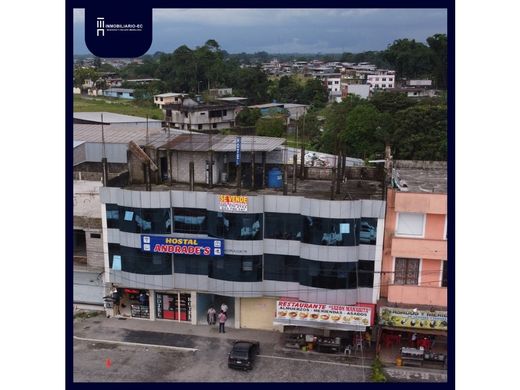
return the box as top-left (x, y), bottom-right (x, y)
top-left (240, 297), bottom-right (278, 330)
top-left (381, 189), bottom-right (447, 307)
top-left (85, 229), bottom-right (104, 269)
top-left (367, 75), bottom-right (395, 90)
top-left (166, 108), bottom-right (236, 130)
top-left (346, 84), bottom-right (370, 99)
top-left (100, 189), bottom-right (386, 312)
top-left (171, 152), bottom-right (220, 184)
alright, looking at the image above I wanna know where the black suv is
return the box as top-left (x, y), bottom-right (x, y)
top-left (228, 340), bottom-right (260, 370)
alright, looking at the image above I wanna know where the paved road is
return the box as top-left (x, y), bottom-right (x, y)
top-left (73, 270), bottom-right (104, 305)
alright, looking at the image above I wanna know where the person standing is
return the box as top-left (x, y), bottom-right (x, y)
top-left (207, 307), bottom-right (217, 325)
top-left (218, 310), bottom-right (227, 333)
top-left (411, 332), bottom-right (418, 348)
top-left (221, 302), bottom-right (228, 314)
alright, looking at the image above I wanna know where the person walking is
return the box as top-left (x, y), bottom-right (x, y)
top-left (218, 310), bottom-right (227, 333)
top-left (207, 306), bottom-right (217, 325)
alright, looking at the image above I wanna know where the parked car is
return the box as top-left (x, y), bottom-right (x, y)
top-left (228, 340), bottom-right (260, 370)
top-left (359, 221), bottom-right (376, 244)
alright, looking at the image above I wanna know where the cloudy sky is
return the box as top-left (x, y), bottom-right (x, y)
top-left (74, 8), bottom-right (447, 55)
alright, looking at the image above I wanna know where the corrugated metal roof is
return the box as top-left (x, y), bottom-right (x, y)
top-left (73, 112), bottom-right (161, 124)
top-left (73, 123), bottom-right (164, 144)
top-left (213, 135), bottom-right (285, 152)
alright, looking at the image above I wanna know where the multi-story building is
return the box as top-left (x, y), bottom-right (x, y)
top-left (95, 136), bottom-right (387, 341)
top-left (367, 74), bottom-right (395, 91)
top-left (153, 93), bottom-right (187, 109)
top-left (163, 97), bottom-right (241, 132)
top-left (377, 163), bottom-right (448, 365)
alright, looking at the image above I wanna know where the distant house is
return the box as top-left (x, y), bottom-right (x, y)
top-left (248, 102), bottom-right (308, 125)
top-left (126, 78), bottom-right (161, 85)
top-left (407, 79), bottom-right (433, 87)
top-left (386, 87), bottom-right (437, 98)
top-left (163, 97), bottom-right (242, 132)
top-left (209, 88), bottom-right (233, 97)
top-left (154, 93), bottom-right (188, 109)
top-left (367, 74), bottom-right (395, 91)
top-left (103, 88), bottom-right (135, 99)
top-left (342, 84), bottom-right (371, 100)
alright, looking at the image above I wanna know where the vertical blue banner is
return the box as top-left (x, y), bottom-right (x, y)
top-left (235, 136), bottom-right (241, 166)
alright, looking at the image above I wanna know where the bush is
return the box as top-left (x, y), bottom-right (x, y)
top-left (371, 358), bottom-right (387, 382)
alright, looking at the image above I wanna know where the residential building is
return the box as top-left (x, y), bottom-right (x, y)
top-left (342, 84), bottom-right (371, 99)
top-left (209, 88), bottom-right (233, 97)
top-left (103, 88), bottom-right (135, 99)
top-left (377, 162), bottom-right (447, 365)
top-left (248, 102), bottom-right (308, 125)
top-left (367, 74), bottom-right (395, 91)
top-left (163, 98), bottom-right (242, 132)
top-left (154, 93), bottom-right (188, 109)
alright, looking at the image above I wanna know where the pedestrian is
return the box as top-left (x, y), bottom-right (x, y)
top-left (207, 306), bottom-right (217, 325)
top-left (411, 332), bottom-right (418, 348)
top-left (221, 302), bottom-right (228, 314)
top-left (218, 310), bottom-right (227, 333)
top-left (429, 335), bottom-right (436, 351)
top-left (364, 330), bottom-right (372, 349)
top-left (139, 292), bottom-right (148, 306)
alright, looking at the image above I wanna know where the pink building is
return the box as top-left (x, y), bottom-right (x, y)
top-left (376, 183), bottom-right (448, 367)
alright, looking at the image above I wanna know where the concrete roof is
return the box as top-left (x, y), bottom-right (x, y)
top-left (248, 103), bottom-right (284, 109)
top-left (154, 93), bottom-right (186, 97)
top-left (104, 88), bottom-right (134, 93)
top-left (393, 162), bottom-right (448, 193)
top-left (74, 112), bottom-right (161, 124)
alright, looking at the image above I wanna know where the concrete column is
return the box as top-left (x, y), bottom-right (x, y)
top-left (234, 297), bottom-right (241, 329)
top-left (149, 290), bottom-right (156, 321)
top-left (191, 291), bottom-right (197, 325)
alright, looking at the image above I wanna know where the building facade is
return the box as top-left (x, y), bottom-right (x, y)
top-left (367, 74), bottom-right (395, 91)
top-left (99, 188), bottom-right (385, 333)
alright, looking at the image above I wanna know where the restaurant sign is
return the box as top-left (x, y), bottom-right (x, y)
top-left (218, 195), bottom-right (248, 212)
top-left (141, 235), bottom-right (224, 256)
top-left (379, 307), bottom-right (448, 331)
top-left (275, 300), bottom-right (372, 327)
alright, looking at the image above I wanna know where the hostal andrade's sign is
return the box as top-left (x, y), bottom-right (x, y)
top-left (218, 195), bottom-right (248, 212)
top-left (379, 307), bottom-right (448, 331)
top-left (275, 300), bottom-right (372, 327)
top-left (141, 236), bottom-right (224, 256)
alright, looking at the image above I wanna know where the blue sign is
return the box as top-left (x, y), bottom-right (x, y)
top-left (141, 236), bottom-right (224, 256)
top-left (235, 136), bottom-right (241, 166)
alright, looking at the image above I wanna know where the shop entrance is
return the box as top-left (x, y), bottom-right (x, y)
top-left (115, 288), bottom-right (150, 319)
top-left (196, 293), bottom-right (234, 327)
top-left (156, 292), bottom-right (192, 321)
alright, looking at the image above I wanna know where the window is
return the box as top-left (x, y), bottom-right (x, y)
top-left (382, 78), bottom-right (387, 81)
top-left (212, 123), bottom-right (217, 129)
top-left (119, 207), bottom-right (171, 234)
top-left (90, 233), bottom-right (101, 239)
top-left (120, 246), bottom-right (172, 275)
top-left (442, 260), bottom-right (448, 287)
top-left (302, 216), bottom-right (359, 246)
top-left (223, 110), bottom-right (227, 116)
top-left (172, 208), bottom-right (207, 234)
top-left (357, 260), bottom-right (375, 287)
top-left (396, 213), bottom-right (425, 237)
top-left (207, 211), bottom-right (263, 240)
top-left (299, 259), bottom-right (357, 289)
top-left (394, 258), bottom-right (420, 285)
top-left (198, 124), bottom-right (203, 130)
top-left (264, 213), bottom-right (302, 240)
top-left (174, 255), bottom-right (209, 275)
top-left (106, 204), bottom-right (119, 228)
top-left (359, 218), bottom-right (378, 245)
top-left (208, 255), bottom-right (262, 282)
top-left (264, 254), bottom-right (299, 282)
top-left (200, 112), bottom-right (206, 115)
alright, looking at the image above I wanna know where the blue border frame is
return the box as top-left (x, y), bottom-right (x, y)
top-left (66, 1), bottom-right (454, 388)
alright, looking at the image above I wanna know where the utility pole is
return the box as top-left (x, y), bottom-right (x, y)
top-left (384, 144), bottom-right (393, 200)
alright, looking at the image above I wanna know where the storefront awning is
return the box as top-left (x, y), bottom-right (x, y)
top-left (380, 326), bottom-right (447, 337)
top-left (274, 318), bottom-right (366, 332)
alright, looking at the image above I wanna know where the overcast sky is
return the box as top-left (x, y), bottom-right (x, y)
top-left (74, 8), bottom-right (447, 55)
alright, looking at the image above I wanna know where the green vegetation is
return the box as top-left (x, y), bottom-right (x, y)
top-left (73, 95), bottom-right (163, 119)
top-left (371, 358), bottom-right (387, 382)
top-left (73, 311), bottom-right (101, 320)
top-left (255, 116), bottom-right (286, 137)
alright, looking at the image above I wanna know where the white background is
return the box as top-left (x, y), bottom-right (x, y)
top-left (0, 0), bottom-right (517, 388)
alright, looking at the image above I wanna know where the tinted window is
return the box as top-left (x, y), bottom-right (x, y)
top-left (442, 260), bottom-right (448, 287)
top-left (119, 246), bottom-right (172, 275)
top-left (108, 243), bottom-right (120, 268)
top-left (394, 258), bottom-right (420, 285)
top-left (302, 216), bottom-right (359, 246)
top-left (264, 254), bottom-right (299, 282)
top-left (207, 211), bottom-right (263, 240)
top-left (357, 260), bottom-right (374, 287)
top-left (299, 259), bottom-right (357, 289)
top-left (173, 208), bottom-right (207, 234)
top-left (359, 218), bottom-right (378, 245)
top-left (106, 204), bottom-right (119, 229)
top-left (174, 254), bottom-right (209, 276)
top-left (208, 255), bottom-right (262, 282)
top-left (264, 213), bottom-right (302, 240)
top-left (119, 207), bottom-right (171, 234)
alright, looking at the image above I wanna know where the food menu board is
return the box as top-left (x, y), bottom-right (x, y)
top-left (275, 300), bottom-right (371, 326)
top-left (379, 307), bottom-right (448, 331)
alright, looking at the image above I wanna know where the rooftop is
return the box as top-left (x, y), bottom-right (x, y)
top-left (73, 123), bottom-right (165, 144)
top-left (73, 112), bottom-right (161, 124)
top-left (104, 88), bottom-right (134, 93)
top-left (159, 134), bottom-right (286, 153)
top-left (154, 93), bottom-right (187, 98)
top-left (393, 161), bottom-right (447, 193)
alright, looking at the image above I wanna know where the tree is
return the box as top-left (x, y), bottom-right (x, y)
top-left (300, 78), bottom-right (328, 108)
top-left (369, 91), bottom-right (416, 114)
top-left (236, 108), bottom-right (262, 127)
top-left (255, 116), bottom-right (286, 137)
top-left (73, 67), bottom-right (98, 88)
top-left (427, 34), bottom-right (448, 89)
top-left (383, 39), bottom-right (433, 79)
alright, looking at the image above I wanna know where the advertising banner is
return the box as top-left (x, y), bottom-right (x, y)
top-left (141, 235), bottom-right (224, 256)
top-left (275, 300), bottom-right (372, 327)
top-left (218, 195), bottom-right (248, 212)
top-left (379, 307), bottom-right (448, 331)
top-left (235, 136), bottom-right (241, 166)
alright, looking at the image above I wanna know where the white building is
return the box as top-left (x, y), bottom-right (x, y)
top-left (154, 93), bottom-right (188, 109)
top-left (367, 74), bottom-right (395, 91)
